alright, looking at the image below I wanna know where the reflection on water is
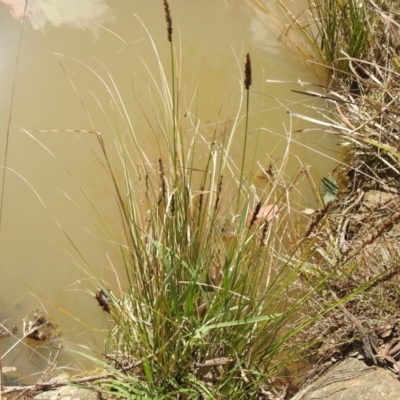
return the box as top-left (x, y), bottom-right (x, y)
top-left (1, 0), bottom-right (113, 34)
top-left (0, 0), bottom-right (339, 383)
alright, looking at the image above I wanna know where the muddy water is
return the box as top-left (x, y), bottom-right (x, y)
top-left (0, 0), bottom-right (338, 381)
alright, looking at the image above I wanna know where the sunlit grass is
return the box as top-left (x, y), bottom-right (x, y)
top-left (66, 4), bottom-right (340, 398)
top-left (246, 0), bottom-right (374, 80)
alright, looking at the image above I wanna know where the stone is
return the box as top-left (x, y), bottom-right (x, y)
top-left (33, 385), bottom-right (99, 400)
top-left (32, 374), bottom-right (99, 400)
top-left (1, 366), bottom-right (22, 386)
top-left (291, 357), bottom-right (400, 400)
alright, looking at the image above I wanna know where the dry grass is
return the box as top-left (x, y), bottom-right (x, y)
top-left (287, 0), bottom-right (400, 379)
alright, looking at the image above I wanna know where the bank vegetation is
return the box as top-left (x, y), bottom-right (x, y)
top-left (3, 0), bottom-right (400, 399)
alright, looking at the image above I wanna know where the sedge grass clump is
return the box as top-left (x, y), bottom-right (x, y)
top-left (308, 0), bottom-right (372, 75)
top-left (77, 3), bottom-right (330, 398)
top-left (92, 79), bottom-right (296, 398)
top-left (269, 0), bottom-right (375, 80)
top-left (94, 155), bottom-right (322, 398)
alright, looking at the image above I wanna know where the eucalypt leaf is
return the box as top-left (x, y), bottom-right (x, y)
top-left (319, 176), bottom-right (338, 206)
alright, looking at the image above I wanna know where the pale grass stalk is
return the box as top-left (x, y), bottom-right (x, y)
top-left (220, 49), bottom-right (245, 174)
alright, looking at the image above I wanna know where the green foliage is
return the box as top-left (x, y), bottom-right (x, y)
top-left (307, 0), bottom-right (373, 76)
top-left (319, 176), bottom-right (338, 205)
top-left (93, 121), bottom-right (307, 396)
top-left (80, 5), bottom-right (329, 398)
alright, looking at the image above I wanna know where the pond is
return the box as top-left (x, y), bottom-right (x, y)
top-left (0, 0), bottom-right (339, 382)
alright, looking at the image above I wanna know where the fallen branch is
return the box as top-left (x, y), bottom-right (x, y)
top-left (12, 345), bottom-right (62, 400)
top-left (330, 290), bottom-right (377, 365)
top-left (1, 372), bottom-right (113, 395)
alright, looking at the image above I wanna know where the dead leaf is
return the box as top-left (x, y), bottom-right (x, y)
top-left (247, 204), bottom-right (279, 226)
top-left (301, 208), bottom-right (317, 215)
top-left (378, 324), bottom-right (393, 339)
top-left (258, 205), bottom-right (279, 222)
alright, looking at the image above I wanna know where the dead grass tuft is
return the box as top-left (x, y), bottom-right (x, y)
top-left (292, 0), bottom-right (400, 377)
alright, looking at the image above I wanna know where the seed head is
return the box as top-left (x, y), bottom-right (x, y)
top-left (159, 158), bottom-right (166, 203)
top-left (248, 201), bottom-right (262, 228)
top-left (198, 185), bottom-right (204, 213)
top-left (244, 53), bottom-right (252, 90)
top-left (170, 193), bottom-right (175, 217)
top-left (163, 0), bottom-right (173, 42)
top-left (95, 289), bottom-right (111, 313)
top-left (214, 175), bottom-right (223, 211)
top-left (260, 221), bottom-right (269, 247)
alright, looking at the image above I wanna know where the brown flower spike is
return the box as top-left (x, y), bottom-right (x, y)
top-left (244, 53), bottom-right (252, 90)
top-left (95, 289), bottom-right (111, 313)
top-left (248, 201), bottom-right (262, 228)
top-left (163, 0), bottom-right (173, 42)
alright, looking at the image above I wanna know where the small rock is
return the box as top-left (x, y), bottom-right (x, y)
top-left (291, 357), bottom-right (400, 400)
top-left (33, 375), bottom-right (98, 400)
top-left (33, 386), bottom-right (99, 400)
top-left (1, 367), bottom-right (22, 386)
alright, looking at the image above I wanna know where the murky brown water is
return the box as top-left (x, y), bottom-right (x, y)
top-left (0, 0), bottom-right (339, 382)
